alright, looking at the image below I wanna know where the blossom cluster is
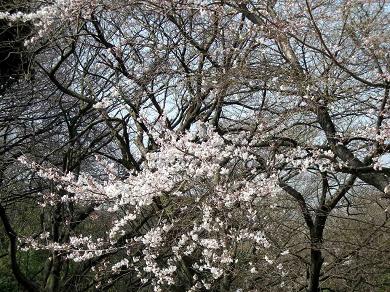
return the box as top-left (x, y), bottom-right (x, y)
top-left (0, 0), bottom-right (99, 44)
top-left (18, 123), bottom-right (292, 290)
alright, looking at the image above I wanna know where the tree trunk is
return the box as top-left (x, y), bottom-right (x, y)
top-left (308, 241), bottom-right (324, 292)
top-left (308, 214), bottom-right (326, 292)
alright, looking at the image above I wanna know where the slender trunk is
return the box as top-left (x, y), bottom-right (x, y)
top-left (0, 203), bottom-right (40, 292)
top-left (308, 240), bottom-right (323, 292)
top-left (45, 201), bottom-right (62, 292)
top-left (46, 252), bottom-right (61, 292)
top-left (308, 214), bottom-right (326, 292)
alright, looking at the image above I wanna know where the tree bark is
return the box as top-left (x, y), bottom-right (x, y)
top-left (308, 225), bottom-right (325, 292)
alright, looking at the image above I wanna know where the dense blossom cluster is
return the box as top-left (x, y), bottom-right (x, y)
top-left (18, 123), bottom-right (294, 290)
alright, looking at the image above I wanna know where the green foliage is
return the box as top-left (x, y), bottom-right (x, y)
top-left (0, 256), bottom-right (18, 291)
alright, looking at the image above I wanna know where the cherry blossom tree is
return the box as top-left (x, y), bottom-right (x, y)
top-left (1, 0), bottom-right (389, 291)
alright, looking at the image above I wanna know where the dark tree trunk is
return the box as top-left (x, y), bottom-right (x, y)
top-left (308, 212), bottom-right (327, 292)
top-left (308, 241), bottom-right (324, 292)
